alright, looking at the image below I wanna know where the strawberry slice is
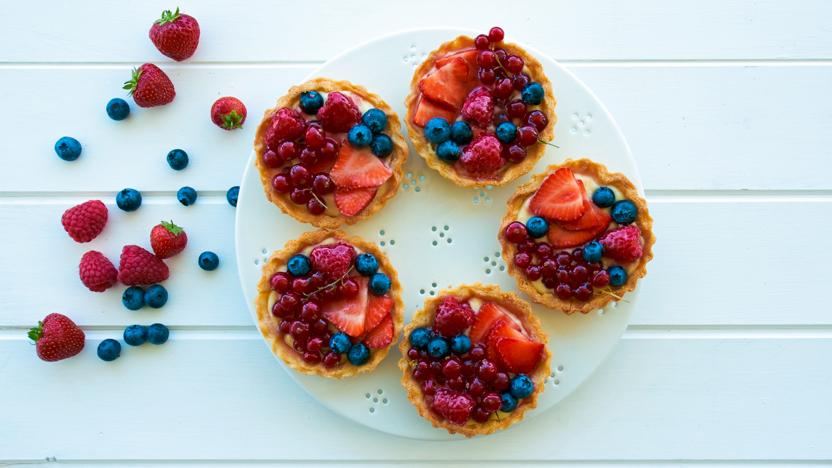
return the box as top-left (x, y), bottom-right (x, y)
top-left (331, 144), bottom-right (392, 189)
top-left (334, 187), bottom-right (376, 217)
top-left (547, 221), bottom-right (606, 248)
top-left (365, 295), bottom-right (393, 333)
top-left (560, 186), bottom-right (612, 232)
top-left (496, 338), bottom-right (544, 374)
top-left (435, 49), bottom-right (478, 80)
top-left (486, 320), bottom-right (528, 365)
top-left (365, 315), bottom-right (394, 349)
top-left (321, 277), bottom-right (369, 337)
top-left (413, 97), bottom-right (458, 127)
top-left (470, 302), bottom-right (521, 344)
top-left (529, 168), bottom-right (587, 222)
top-left (419, 57), bottom-right (473, 110)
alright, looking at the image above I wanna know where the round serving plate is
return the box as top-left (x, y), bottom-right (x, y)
top-left (235, 28), bottom-right (640, 440)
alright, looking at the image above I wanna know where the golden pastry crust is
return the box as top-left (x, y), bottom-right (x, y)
top-left (397, 283), bottom-right (551, 437)
top-left (254, 78), bottom-right (407, 229)
top-left (404, 35), bottom-right (556, 188)
top-left (255, 230), bottom-right (404, 378)
top-left (499, 159), bottom-right (656, 314)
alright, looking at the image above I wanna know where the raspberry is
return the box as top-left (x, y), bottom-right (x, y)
top-left (265, 107), bottom-right (306, 148)
top-left (78, 251), bottom-right (117, 292)
top-left (431, 387), bottom-right (475, 425)
top-left (117, 245), bottom-right (170, 286)
top-left (460, 86), bottom-right (494, 128)
top-left (316, 92), bottom-right (360, 132)
top-left (460, 135), bottom-right (503, 175)
top-left (61, 200), bottom-right (108, 243)
top-left (599, 225), bottom-right (644, 262)
top-left (433, 296), bottom-right (474, 337)
top-left (309, 242), bottom-right (356, 281)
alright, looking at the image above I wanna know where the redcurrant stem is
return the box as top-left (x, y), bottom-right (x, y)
top-left (598, 288), bottom-right (627, 302)
top-left (538, 139), bottom-right (559, 148)
top-left (308, 190), bottom-right (327, 208)
top-left (303, 265), bottom-right (354, 298)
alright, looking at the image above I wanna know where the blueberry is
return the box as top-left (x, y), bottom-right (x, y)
top-left (424, 117), bottom-right (451, 144)
top-left (123, 324), bottom-right (148, 346)
top-left (347, 342), bottom-right (370, 365)
top-left (362, 108), bottom-right (388, 133)
top-left (177, 186), bottom-right (197, 206)
top-left (97, 339), bottom-right (121, 362)
top-left (198, 251), bottom-right (220, 271)
top-left (450, 335), bottom-right (472, 355)
top-left (354, 253), bottom-right (379, 276)
top-left (592, 186), bottom-right (616, 208)
top-left (147, 323), bottom-right (170, 345)
top-left (582, 241), bottom-right (604, 263)
top-left (369, 272), bottom-right (391, 295)
top-left (427, 337), bottom-right (449, 358)
top-left (500, 392), bottom-right (518, 412)
top-left (166, 149), bottom-right (189, 171)
top-left (521, 82), bottom-right (545, 105)
top-left (450, 121), bottom-right (473, 145)
top-left (611, 200), bottom-right (637, 225)
top-left (435, 141), bottom-right (460, 162)
top-left (608, 265), bottom-right (628, 287)
top-left (106, 98), bottom-right (130, 121)
top-left (54, 136), bottom-right (82, 161)
top-left (347, 124), bottom-right (373, 147)
top-left (329, 332), bottom-right (352, 354)
top-left (144, 284), bottom-right (168, 309)
top-left (370, 134), bottom-right (393, 157)
top-left (121, 286), bottom-right (145, 310)
top-left (299, 91), bottom-right (324, 115)
top-left (409, 327), bottom-right (432, 350)
top-left (525, 216), bottom-right (549, 238)
top-left (226, 186), bottom-right (240, 207)
top-left (509, 374), bottom-right (535, 399)
top-left (495, 121), bottom-right (517, 143)
top-left (286, 254), bottom-right (310, 276)
top-left (116, 188), bottom-right (142, 212)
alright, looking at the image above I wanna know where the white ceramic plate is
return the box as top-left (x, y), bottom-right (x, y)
top-left (235, 28), bottom-right (640, 440)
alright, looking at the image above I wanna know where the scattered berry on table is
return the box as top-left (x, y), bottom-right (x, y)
top-left (198, 251), bottom-right (220, 271)
top-left (524, 216), bottom-right (549, 239)
top-left (592, 186), bottom-right (616, 208)
top-left (509, 374), bottom-right (534, 398)
top-left (347, 124), bottom-right (373, 147)
top-left (583, 240), bottom-right (604, 263)
top-left (106, 98), bottom-right (130, 121)
top-left (123, 324), bottom-right (149, 346)
top-left (436, 140), bottom-right (460, 162)
top-left (61, 200), bottom-right (108, 243)
top-left (226, 186), bottom-right (239, 207)
top-left (147, 323), bottom-right (170, 345)
top-left (608, 265), bottom-right (628, 287)
top-left (299, 90), bottom-right (324, 115)
top-left (150, 220), bottom-right (188, 259)
top-left (28, 313), bottom-right (85, 362)
top-left (97, 339), bottom-right (121, 362)
top-left (166, 149), bottom-right (189, 170)
top-left (148, 7), bottom-right (200, 61)
top-left (610, 199), bottom-right (638, 225)
top-left (54, 136), bottom-right (82, 161)
top-left (500, 392), bottom-right (518, 412)
top-left (211, 96), bottom-right (247, 130)
top-left (177, 186), bottom-right (197, 206)
top-left (122, 286), bottom-right (145, 310)
top-left (521, 82), bottom-right (545, 105)
top-left (78, 251), bottom-right (118, 292)
top-left (495, 121), bottom-right (517, 144)
top-left (354, 252), bottom-right (379, 276)
top-left (347, 342), bottom-right (370, 365)
top-left (369, 272), bottom-right (391, 295)
top-left (116, 188), bottom-right (142, 212)
top-left (424, 117), bottom-right (451, 144)
top-left (450, 334), bottom-right (472, 355)
top-left (316, 92), bottom-right (361, 132)
top-left (144, 284), bottom-right (168, 308)
top-left (118, 245), bottom-right (169, 286)
top-left (329, 332), bottom-right (352, 354)
top-left (409, 327), bottom-right (432, 349)
top-left (369, 134), bottom-right (393, 157)
top-left (362, 108), bottom-right (388, 133)
top-left (123, 63), bottom-right (175, 108)
top-left (599, 225), bottom-right (643, 262)
top-left (427, 336), bottom-right (449, 358)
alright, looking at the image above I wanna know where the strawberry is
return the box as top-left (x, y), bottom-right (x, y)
top-left (486, 320), bottom-right (528, 364)
top-left (150, 220), bottom-right (188, 259)
top-left (529, 168), bottom-right (587, 222)
top-left (495, 337), bottom-right (544, 374)
top-left (560, 187), bottom-right (612, 232)
top-left (459, 135), bottom-right (503, 175)
top-left (61, 200), bottom-right (108, 243)
top-left (599, 225), bottom-right (644, 262)
top-left (321, 277), bottom-right (369, 337)
top-left (334, 188), bottom-right (376, 217)
top-left (469, 302), bottom-right (521, 344)
top-left (316, 92), bottom-right (361, 132)
top-left (433, 296), bottom-right (474, 337)
top-left (435, 49), bottom-right (478, 80)
top-left (265, 107), bottom-right (307, 148)
top-left (412, 97), bottom-right (458, 127)
top-left (431, 387), bottom-right (475, 425)
top-left (78, 251), bottom-right (118, 292)
top-left (148, 7), bottom-right (200, 61)
top-left (330, 144), bottom-right (392, 189)
top-left (365, 315), bottom-right (393, 349)
top-left (547, 222), bottom-right (605, 248)
top-left (123, 63), bottom-right (175, 108)
top-left (419, 57), bottom-right (474, 110)
top-left (364, 294), bottom-right (393, 333)
top-left (211, 96), bottom-right (247, 130)
top-left (460, 86), bottom-right (494, 128)
top-left (118, 245), bottom-right (169, 286)
top-left (28, 313), bottom-right (85, 362)
top-left (309, 242), bottom-right (356, 281)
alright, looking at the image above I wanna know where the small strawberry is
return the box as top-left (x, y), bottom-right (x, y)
top-left (150, 220), bottom-right (188, 259)
top-left (264, 108), bottom-right (307, 149)
top-left (123, 63), bottom-right (175, 108)
top-left (433, 296), bottom-right (474, 337)
top-left (529, 168), bottom-right (587, 222)
top-left (486, 320), bottom-right (528, 364)
top-left (431, 387), bottom-right (475, 425)
top-left (364, 294), bottom-right (393, 333)
top-left (211, 96), bottom-right (247, 130)
top-left (118, 245), bottom-right (169, 286)
top-left (309, 243), bottom-right (356, 281)
top-left (419, 57), bottom-right (473, 110)
top-left (330, 144), bottom-right (392, 189)
top-left (459, 135), bottom-right (503, 176)
top-left (334, 188), bottom-right (376, 217)
top-left (148, 7), bottom-right (200, 61)
top-left (78, 251), bottom-right (118, 292)
top-left (316, 92), bottom-right (361, 132)
top-left (321, 277), bottom-right (369, 337)
top-left (469, 302), bottom-right (521, 344)
top-left (460, 86), bottom-right (494, 128)
top-left (28, 313), bottom-right (85, 362)
top-left (412, 96), bottom-right (457, 127)
top-left (61, 200), bottom-right (108, 243)
top-left (365, 315), bottom-right (393, 349)
top-left (599, 225), bottom-right (644, 262)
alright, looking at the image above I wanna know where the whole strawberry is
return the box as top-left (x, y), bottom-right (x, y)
top-left (28, 313), bottom-right (85, 362)
top-left (149, 7), bottom-right (200, 61)
top-left (79, 251), bottom-right (118, 292)
top-left (211, 97), bottom-right (247, 130)
top-left (123, 64), bottom-right (175, 108)
top-left (150, 220), bottom-right (188, 259)
top-left (118, 245), bottom-right (170, 286)
top-left (61, 200), bottom-right (108, 243)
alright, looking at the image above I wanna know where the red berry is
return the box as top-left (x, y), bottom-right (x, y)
top-left (433, 296), bottom-right (474, 337)
top-left (149, 220), bottom-right (188, 259)
top-left (571, 265), bottom-right (589, 283)
top-left (271, 174), bottom-right (291, 193)
top-left (514, 252), bottom-right (531, 268)
top-left (266, 108), bottom-right (306, 147)
top-left (481, 392), bottom-right (502, 412)
top-left (494, 48), bottom-right (508, 63)
top-left (492, 372), bottom-right (510, 391)
top-left (556, 252), bottom-right (571, 266)
top-left (516, 125), bottom-right (539, 147)
top-left (28, 313), bottom-right (85, 362)
top-left (504, 144), bottom-right (526, 163)
top-left (277, 141), bottom-right (297, 161)
top-left (469, 345), bottom-right (486, 360)
top-left (506, 99), bottom-right (527, 118)
top-left (280, 293), bottom-right (301, 314)
top-left (478, 360), bottom-right (497, 382)
top-left (61, 200), bottom-right (108, 243)
top-left (442, 359), bottom-right (462, 378)
top-left (302, 351), bottom-right (321, 364)
top-left (493, 78), bottom-right (513, 98)
top-left (504, 221), bottom-right (528, 243)
top-left (305, 126), bottom-right (324, 149)
top-left (526, 110), bottom-right (549, 131)
top-left (289, 165), bottom-right (311, 187)
top-left (488, 27), bottom-right (505, 43)
top-left (316, 92), bottom-right (361, 132)
top-left (270, 272), bottom-right (291, 292)
top-left (124, 63), bottom-right (175, 108)
top-left (291, 278), bottom-right (309, 295)
top-left (477, 50), bottom-right (496, 68)
top-left (592, 270), bottom-right (611, 287)
top-left (513, 73), bottom-right (531, 91)
top-left (298, 148), bottom-right (319, 168)
top-left (478, 68), bottom-right (496, 85)
top-left (541, 259), bottom-right (557, 278)
top-left (148, 8), bottom-right (200, 62)
top-left (278, 319), bottom-right (292, 333)
top-left (78, 251), bottom-right (118, 292)
top-left (505, 55), bottom-right (524, 73)
top-left (290, 321), bottom-right (309, 341)
top-left (309, 243), bottom-right (356, 281)
top-left (599, 225), bottom-right (644, 262)
top-left (574, 283), bottom-right (593, 301)
top-left (321, 138), bottom-right (339, 158)
top-left (422, 379), bottom-right (437, 395)
top-left (306, 198), bottom-right (326, 215)
top-left (210, 96), bottom-right (246, 130)
top-left (323, 352), bottom-right (341, 368)
top-left (471, 407), bottom-right (491, 423)
top-left (555, 283), bottom-right (572, 299)
top-left (469, 378), bottom-right (486, 397)
top-left (262, 150), bottom-right (282, 168)
top-left (459, 135), bottom-right (503, 175)
top-left (460, 86), bottom-right (494, 128)
top-left (338, 278), bottom-right (359, 298)
top-left (117, 245), bottom-right (169, 286)
top-left (306, 337), bottom-right (323, 353)
top-left (408, 348), bottom-right (420, 360)
top-left (525, 265), bottom-right (542, 281)
top-left (556, 268), bottom-right (570, 283)
top-left (312, 173), bottom-right (334, 195)
top-left (432, 387), bottom-right (475, 425)
top-left (474, 34), bottom-right (490, 50)
top-left (535, 242), bottom-right (553, 258)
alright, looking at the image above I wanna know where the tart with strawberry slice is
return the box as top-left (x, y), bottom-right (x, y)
top-left (398, 284), bottom-right (550, 437)
top-left (255, 78), bottom-right (407, 228)
top-left (255, 230), bottom-right (404, 377)
top-left (404, 27), bottom-right (556, 188)
top-left (499, 159), bottom-right (656, 314)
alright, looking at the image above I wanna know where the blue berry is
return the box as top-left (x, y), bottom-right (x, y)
top-left (608, 265), bottom-right (628, 287)
top-left (121, 286), bottom-right (145, 310)
top-left (347, 343), bottom-right (370, 365)
top-left (226, 186), bottom-right (239, 207)
top-left (409, 327), bottom-right (433, 350)
top-left (54, 136), bottom-right (82, 161)
top-left (521, 82), bottom-right (545, 105)
top-left (362, 108), bottom-right (388, 133)
top-left (147, 323), bottom-right (170, 345)
top-left (525, 216), bottom-right (549, 238)
top-left (329, 332), bottom-right (352, 354)
top-left (495, 121), bottom-right (517, 143)
top-left (370, 134), bottom-right (393, 157)
top-left (450, 121), bottom-right (473, 145)
top-left (427, 337), bottom-right (449, 358)
top-left (592, 186), bottom-right (616, 208)
top-left (347, 124), bottom-right (373, 147)
top-left (435, 140), bottom-right (460, 162)
top-left (424, 117), bottom-right (451, 144)
top-left (299, 91), bottom-right (325, 115)
top-left (354, 253), bottom-right (379, 276)
top-left (500, 392), bottom-right (518, 412)
top-left (509, 374), bottom-right (535, 399)
top-left (287, 254), bottom-right (311, 276)
top-left (116, 188), bottom-right (142, 212)
top-left (583, 241), bottom-right (603, 263)
top-left (166, 149), bottom-right (189, 170)
top-left (198, 251), bottom-right (220, 271)
top-left (97, 339), bottom-right (121, 362)
top-left (177, 186), bottom-right (197, 206)
top-left (611, 200), bottom-right (637, 225)
top-left (106, 98), bottom-right (130, 121)
top-left (123, 324), bottom-right (148, 346)
top-left (144, 284), bottom-right (168, 309)
top-left (450, 335), bottom-right (472, 355)
top-left (369, 272), bottom-right (391, 295)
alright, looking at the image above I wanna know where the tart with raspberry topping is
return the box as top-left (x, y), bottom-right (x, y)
top-left (499, 159), bottom-right (655, 314)
top-left (255, 230), bottom-right (404, 377)
top-left (404, 27), bottom-right (556, 188)
top-left (254, 78), bottom-right (407, 228)
top-left (398, 284), bottom-right (550, 437)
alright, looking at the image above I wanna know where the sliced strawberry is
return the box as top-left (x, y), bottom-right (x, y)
top-left (334, 187), bottom-right (376, 217)
top-left (496, 338), bottom-right (544, 374)
top-left (560, 187), bottom-right (612, 232)
top-left (547, 221), bottom-right (606, 248)
top-left (365, 315), bottom-right (394, 349)
top-left (321, 277), bottom-right (369, 337)
top-left (486, 320), bottom-right (528, 365)
top-left (470, 302), bottom-right (521, 344)
top-left (365, 295), bottom-right (393, 333)
top-left (435, 49), bottom-right (478, 80)
top-left (419, 57), bottom-right (472, 109)
top-left (412, 97), bottom-right (458, 127)
top-left (529, 168), bottom-right (587, 222)
top-left (330, 144), bottom-right (392, 189)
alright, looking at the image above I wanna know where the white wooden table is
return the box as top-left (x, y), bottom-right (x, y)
top-left (2, 1), bottom-right (831, 465)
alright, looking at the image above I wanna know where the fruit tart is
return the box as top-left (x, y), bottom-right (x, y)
top-left (398, 284), bottom-right (550, 437)
top-left (499, 159), bottom-right (655, 314)
top-left (254, 78), bottom-right (407, 228)
top-left (255, 230), bottom-right (404, 378)
top-left (404, 27), bottom-right (556, 188)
